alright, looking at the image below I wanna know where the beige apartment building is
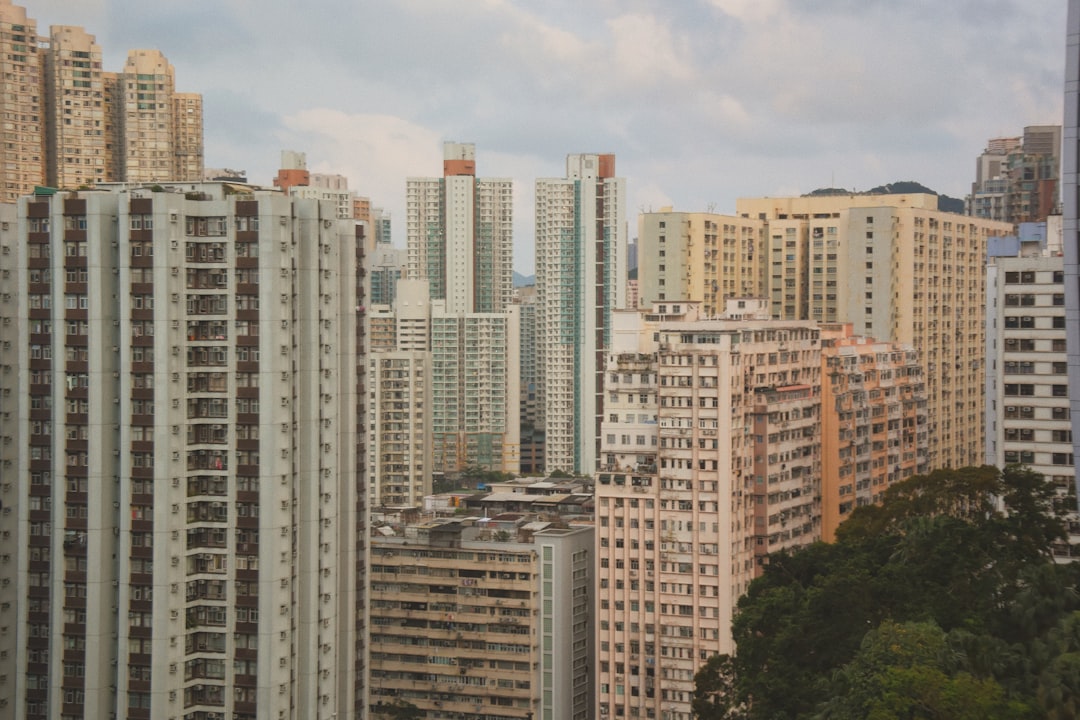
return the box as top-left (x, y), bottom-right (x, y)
top-left (43, 25), bottom-right (107, 189)
top-left (0, 1), bottom-right (43, 201)
top-left (369, 519), bottom-right (593, 720)
top-left (736, 193), bottom-right (1011, 470)
top-left (820, 324), bottom-right (928, 540)
top-left (596, 301), bottom-right (821, 720)
top-left (637, 209), bottom-right (765, 318)
top-left (0, 0), bottom-right (204, 194)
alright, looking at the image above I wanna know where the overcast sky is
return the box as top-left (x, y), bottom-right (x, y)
top-left (30, 0), bottom-right (1066, 274)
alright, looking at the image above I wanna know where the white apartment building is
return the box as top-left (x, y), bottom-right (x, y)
top-left (0, 184), bottom-right (368, 720)
top-left (986, 252), bottom-right (1079, 559)
top-left (367, 279), bottom-right (433, 507)
top-left (404, 143), bottom-right (519, 473)
top-left (536, 153), bottom-right (627, 474)
top-left (431, 303), bottom-right (521, 474)
top-left (406, 142), bottom-right (514, 314)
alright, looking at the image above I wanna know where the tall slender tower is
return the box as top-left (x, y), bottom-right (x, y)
top-left (43, 25), bottom-right (107, 189)
top-left (404, 143), bottom-right (519, 474)
top-left (536, 153), bottom-right (627, 474)
top-left (406, 141), bottom-right (513, 314)
top-left (1065, 0), bottom-right (1080, 502)
top-left (0, 183), bottom-right (368, 720)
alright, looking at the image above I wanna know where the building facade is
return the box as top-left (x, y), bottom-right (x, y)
top-left (406, 142), bottom-right (513, 314)
top-left (369, 520), bottom-right (593, 720)
top-left (0, 184), bottom-right (367, 719)
top-left (367, 279), bottom-right (433, 508)
top-left (596, 303), bottom-right (821, 720)
top-left (0, 1), bottom-right (42, 201)
top-left (968, 125), bottom-right (1061, 224)
top-left (401, 143), bottom-right (520, 474)
top-left (987, 253), bottom-right (1079, 559)
top-left (516, 285), bottom-right (544, 474)
top-left (1064, 0), bottom-right (1080, 503)
top-left (637, 209), bottom-right (764, 318)
top-left (0, 1), bottom-right (204, 192)
top-left (536, 153), bottom-right (627, 474)
top-left (43, 25), bottom-right (106, 189)
top-left (736, 193), bottom-right (1011, 470)
top-left (431, 304), bottom-right (520, 474)
top-left (820, 324), bottom-right (928, 540)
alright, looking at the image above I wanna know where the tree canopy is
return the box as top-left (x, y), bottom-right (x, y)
top-left (694, 465), bottom-right (1080, 720)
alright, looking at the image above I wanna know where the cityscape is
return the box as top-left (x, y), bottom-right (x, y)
top-left (0, 1), bottom-right (1077, 720)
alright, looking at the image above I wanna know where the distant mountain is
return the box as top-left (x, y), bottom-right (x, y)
top-left (513, 271), bottom-right (534, 287)
top-left (805, 181), bottom-right (965, 214)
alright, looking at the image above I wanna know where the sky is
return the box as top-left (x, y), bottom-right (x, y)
top-left (29, 0), bottom-right (1067, 275)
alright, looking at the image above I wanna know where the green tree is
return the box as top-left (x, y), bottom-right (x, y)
top-left (815, 620), bottom-right (1026, 720)
top-left (693, 654), bottom-right (745, 719)
top-left (372, 698), bottom-right (422, 719)
top-left (706, 465), bottom-right (1080, 720)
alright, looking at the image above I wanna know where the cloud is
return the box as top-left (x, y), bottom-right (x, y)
top-left (20, 0), bottom-right (1069, 275)
top-left (275, 109), bottom-right (444, 229)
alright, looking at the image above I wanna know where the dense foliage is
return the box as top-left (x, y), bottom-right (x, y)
top-left (694, 465), bottom-right (1080, 719)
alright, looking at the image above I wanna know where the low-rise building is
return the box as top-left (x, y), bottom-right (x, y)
top-left (369, 519), bottom-right (594, 720)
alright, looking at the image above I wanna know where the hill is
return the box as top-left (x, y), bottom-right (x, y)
top-left (805, 181), bottom-right (965, 214)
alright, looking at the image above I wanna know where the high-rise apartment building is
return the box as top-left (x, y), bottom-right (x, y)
top-left (117, 49), bottom-right (176, 182)
top-left (595, 302), bottom-right (821, 720)
top-left (536, 153), bottom-right (627, 474)
top-left (637, 209), bottom-right (764, 317)
top-left (172, 92), bottom-right (204, 183)
top-left (401, 143), bottom-right (520, 474)
top-left (1064, 1), bottom-right (1080, 502)
top-left (968, 125), bottom-right (1062, 224)
top-left (43, 25), bottom-right (106, 189)
top-left (987, 246), bottom-right (1079, 559)
top-left (736, 193), bottom-right (1011, 470)
top-left (368, 243), bottom-right (405, 307)
top-left (273, 150), bottom-right (357, 220)
top-left (369, 519), bottom-right (594, 720)
top-left (367, 279), bottom-right (433, 508)
top-left (820, 324), bottom-right (928, 540)
top-left (0, 184), bottom-right (368, 720)
top-left (431, 303), bottom-right (520, 474)
top-left (406, 142), bottom-right (513, 314)
top-left (0, 1), bottom-right (204, 191)
top-left (371, 206), bottom-right (392, 246)
top-left (0, 1), bottom-right (42, 201)
top-left (516, 285), bottom-right (545, 474)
